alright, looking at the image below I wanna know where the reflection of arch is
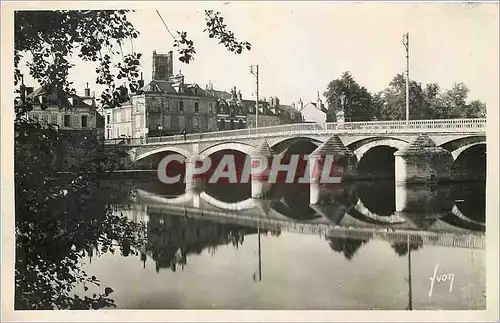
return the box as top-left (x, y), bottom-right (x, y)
top-left (271, 197), bottom-right (321, 222)
top-left (439, 213), bottom-right (485, 232)
top-left (451, 141), bottom-right (486, 160)
top-left (200, 142), bottom-right (254, 157)
top-left (136, 188), bottom-right (194, 205)
top-left (450, 204), bottom-right (485, 228)
top-left (353, 139), bottom-right (408, 162)
top-left (199, 191), bottom-right (255, 211)
top-left (136, 147), bottom-right (191, 162)
top-left (351, 199), bottom-right (407, 225)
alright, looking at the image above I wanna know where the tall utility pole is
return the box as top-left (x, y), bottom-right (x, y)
top-left (250, 65), bottom-right (259, 128)
top-left (403, 32), bottom-right (410, 122)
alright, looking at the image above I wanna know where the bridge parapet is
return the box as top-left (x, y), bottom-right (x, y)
top-left (104, 118), bottom-right (486, 147)
top-left (327, 118), bottom-right (486, 132)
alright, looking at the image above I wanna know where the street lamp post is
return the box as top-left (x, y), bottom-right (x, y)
top-left (250, 65), bottom-right (259, 129)
top-left (403, 32), bottom-right (410, 123)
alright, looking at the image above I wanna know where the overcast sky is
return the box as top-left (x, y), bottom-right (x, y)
top-left (20, 1), bottom-right (499, 117)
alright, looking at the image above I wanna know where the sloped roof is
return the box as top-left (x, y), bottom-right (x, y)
top-left (141, 80), bottom-right (176, 93)
top-left (394, 134), bottom-right (451, 156)
top-left (311, 135), bottom-right (353, 157)
top-left (277, 104), bottom-right (299, 113)
top-left (178, 84), bottom-right (213, 97)
top-left (26, 87), bottom-right (46, 100)
top-left (211, 90), bottom-right (232, 100)
top-left (252, 139), bottom-right (274, 157)
top-left (25, 86), bottom-right (93, 108)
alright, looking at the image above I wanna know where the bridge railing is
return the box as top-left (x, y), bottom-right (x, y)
top-left (104, 118), bottom-right (486, 146)
top-left (326, 118), bottom-right (486, 132)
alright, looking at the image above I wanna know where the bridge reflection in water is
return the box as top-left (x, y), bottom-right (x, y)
top-left (101, 176), bottom-right (485, 310)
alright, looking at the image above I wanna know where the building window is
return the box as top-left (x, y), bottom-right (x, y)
top-left (50, 114), bottom-right (57, 124)
top-left (107, 114), bottom-right (110, 124)
top-left (194, 102), bottom-right (199, 113)
top-left (163, 98), bottom-right (170, 112)
top-left (208, 103), bottom-right (213, 114)
top-left (71, 115), bottom-right (79, 128)
top-left (64, 115), bottom-right (70, 127)
top-left (147, 97), bottom-right (161, 112)
top-left (81, 115), bottom-right (88, 128)
top-left (178, 101), bottom-right (184, 113)
top-left (107, 129), bottom-right (111, 139)
top-left (178, 115), bottom-right (185, 128)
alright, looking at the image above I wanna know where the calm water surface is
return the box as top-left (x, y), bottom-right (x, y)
top-left (79, 176), bottom-right (486, 310)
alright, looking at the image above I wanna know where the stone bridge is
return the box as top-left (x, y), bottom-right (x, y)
top-left (106, 118), bottom-right (486, 203)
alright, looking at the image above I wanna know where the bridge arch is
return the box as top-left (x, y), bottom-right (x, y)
top-left (439, 135), bottom-right (486, 152)
top-left (450, 141), bottom-right (486, 182)
top-left (451, 141), bottom-right (486, 160)
top-left (352, 138), bottom-right (408, 161)
top-left (136, 146), bottom-right (192, 162)
top-left (270, 136), bottom-right (322, 154)
top-left (200, 142), bottom-right (255, 157)
top-left (352, 139), bottom-right (408, 180)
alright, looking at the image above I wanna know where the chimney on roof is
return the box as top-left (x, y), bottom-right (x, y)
top-left (85, 82), bottom-right (91, 97)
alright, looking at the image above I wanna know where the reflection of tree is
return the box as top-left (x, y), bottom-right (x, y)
top-left (327, 237), bottom-right (369, 261)
top-left (145, 213), bottom-right (258, 272)
top-left (390, 236), bottom-right (424, 257)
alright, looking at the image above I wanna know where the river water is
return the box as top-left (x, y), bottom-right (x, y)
top-left (78, 175), bottom-right (486, 310)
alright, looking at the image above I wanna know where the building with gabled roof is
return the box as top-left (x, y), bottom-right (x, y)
top-left (207, 85), bottom-right (304, 130)
top-left (21, 83), bottom-right (104, 170)
top-left (104, 55), bottom-right (218, 139)
top-left (24, 83), bottom-right (101, 133)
